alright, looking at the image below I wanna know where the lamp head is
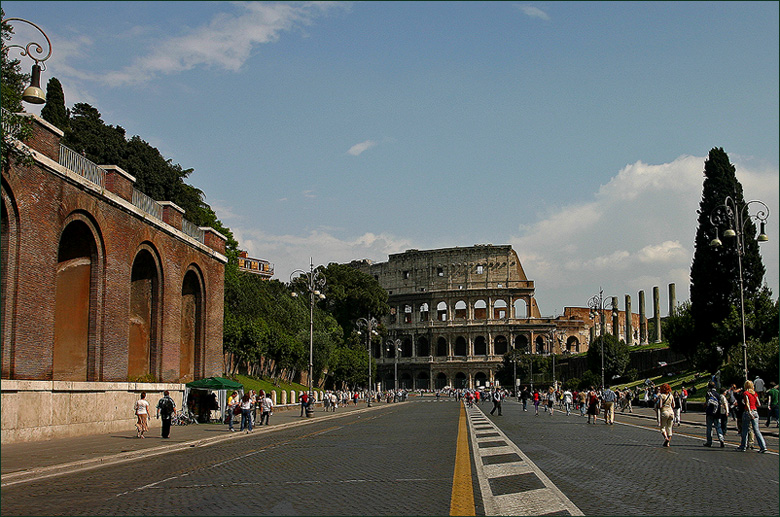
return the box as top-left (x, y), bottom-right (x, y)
top-left (757, 222), bottom-right (769, 242)
top-left (22, 64), bottom-right (46, 104)
top-left (723, 228), bottom-right (737, 239)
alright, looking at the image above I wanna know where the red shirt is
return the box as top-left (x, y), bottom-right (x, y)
top-left (744, 391), bottom-right (759, 411)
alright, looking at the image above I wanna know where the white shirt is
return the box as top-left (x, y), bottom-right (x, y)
top-left (563, 391), bottom-right (573, 404)
top-left (135, 399), bottom-right (150, 415)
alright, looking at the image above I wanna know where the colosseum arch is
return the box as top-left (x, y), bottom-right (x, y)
top-left (180, 265), bottom-right (206, 383)
top-left (417, 336), bottom-right (430, 357)
top-left (128, 244), bottom-right (163, 381)
top-left (535, 335), bottom-right (546, 354)
top-left (401, 337), bottom-right (412, 357)
top-left (474, 299), bottom-right (487, 320)
top-left (514, 334), bottom-right (529, 354)
top-left (454, 336), bottom-right (467, 356)
top-left (454, 300), bottom-right (468, 320)
top-left (419, 303), bottom-right (429, 322)
top-left (474, 371), bottom-right (488, 388)
top-left (513, 298), bottom-right (527, 318)
top-left (53, 214), bottom-right (104, 381)
top-left (494, 335), bottom-right (508, 356)
top-left (474, 335), bottom-right (487, 356)
top-left (454, 372), bottom-right (467, 389)
top-left (436, 301), bottom-right (448, 321)
top-left (1, 181), bottom-right (19, 378)
top-left (436, 337), bottom-right (448, 357)
top-left (494, 299), bottom-right (508, 319)
top-left (435, 372), bottom-right (448, 390)
top-left (566, 335), bottom-right (580, 353)
top-left (416, 371), bottom-right (430, 390)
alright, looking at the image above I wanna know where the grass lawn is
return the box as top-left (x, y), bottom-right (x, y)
top-left (614, 370), bottom-right (713, 401)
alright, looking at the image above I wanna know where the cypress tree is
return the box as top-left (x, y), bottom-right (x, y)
top-left (689, 148), bottom-right (766, 365)
top-left (41, 77), bottom-right (69, 131)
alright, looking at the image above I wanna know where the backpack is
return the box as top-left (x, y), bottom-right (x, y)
top-left (159, 396), bottom-right (174, 416)
top-left (705, 391), bottom-right (720, 416)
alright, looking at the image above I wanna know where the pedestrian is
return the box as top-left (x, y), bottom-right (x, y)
top-left (578, 390), bottom-right (587, 417)
top-left (226, 390), bottom-right (238, 431)
top-left (754, 376), bottom-right (766, 404)
top-left (766, 382), bottom-right (779, 428)
top-left (737, 380), bottom-right (767, 453)
top-left (563, 388), bottom-right (573, 416)
top-left (330, 391), bottom-right (338, 412)
top-left (156, 390), bottom-right (176, 439)
top-left (680, 385), bottom-right (688, 413)
top-left (703, 381), bottom-right (725, 448)
top-left (300, 391), bottom-right (309, 417)
top-left (134, 392), bottom-right (150, 439)
top-left (490, 389), bottom-right (503, 416)
top-left (533, 389), bottom-right (541, 416)
top-left (259, 391), bottom-right (274, 425)
top-left (323, 391), bottom-right (331, 412)
top-left (520, 387), bottom-right (530, 411)
top-left (587, 387), bottom-right (600, 424)
top-left (719, 387), bottom-right (730, 437)
top-left (658, 383), bottom-right (675, 447)
top-left (239, 393), bottom-right (253, 433)
top-left (601, 385), bottom-right (617, 425)
top-left (672, 390), bottom-right (682, 426)
top-left (546, 387), bottom-right (556, 416)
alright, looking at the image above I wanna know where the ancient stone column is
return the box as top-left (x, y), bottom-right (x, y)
top-left (625, 294), bottom-right (632, 346)
top-left (653, 286), bottom-right (662, 343)
top-left (281, 390), bottom-right (287, 405)
top-left (611, 296), bottom-right (619, 337)
top-left (668, 283), bottom-right (677, 316)
top-left (639, 290), bottom-right (648, 345)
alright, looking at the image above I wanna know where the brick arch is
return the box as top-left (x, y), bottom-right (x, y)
top-left (54, 212), bottom-right (105, 381)
top-left (128, 243), bottom-right (164, 381)
top-left (1, 179), bottom-right (20, 378)
top-left (180, 263), bottom-right (206, 382)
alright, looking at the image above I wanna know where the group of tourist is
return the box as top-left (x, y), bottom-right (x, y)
top-left (132, 390), bottom-right (177, 439)
top-left (225, 390), bottom-right (275, 433)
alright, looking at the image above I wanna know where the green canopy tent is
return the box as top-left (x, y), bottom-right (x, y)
top-left (185, 377), bottom-right (244, 423)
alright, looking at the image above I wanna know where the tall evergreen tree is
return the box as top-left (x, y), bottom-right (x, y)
top-left (689, 148), bottom-right (766, 365)
top-left (40, 77), bottom-right (68, 131)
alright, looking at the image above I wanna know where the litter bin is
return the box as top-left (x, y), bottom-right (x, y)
top-left (305, 402), bottom-right (314, 418)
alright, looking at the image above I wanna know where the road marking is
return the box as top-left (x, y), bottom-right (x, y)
top-left (467, 404), bottom-right (583, 516)
top-left (450, 402), bottom-right (476, 516)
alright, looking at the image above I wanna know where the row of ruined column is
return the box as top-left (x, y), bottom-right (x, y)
top-left (605, 283), bottom-right (676, 345)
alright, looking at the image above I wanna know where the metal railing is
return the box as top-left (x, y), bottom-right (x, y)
top-left (181, 219), bottom-right (204, 243)
top-left (131, 189), bottom-right (163, 220)
top-left (58, 144), bottom-right (106, 187)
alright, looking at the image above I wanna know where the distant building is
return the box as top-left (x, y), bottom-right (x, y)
top-left (238, 251), bottom-right (274, 279)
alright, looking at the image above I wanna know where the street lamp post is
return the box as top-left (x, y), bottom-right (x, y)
top-left (709, 195), bottom-right (770, 382)
top-left (588, 288), bottom-right (617, 389)
top-left (386, 339), bottom-right (402, 394)
top-left (356, 316), bottom-right (378, 406)
top-left (546, 329), bottom-right (566, 389)
top-left (1, 17), bottom-right (52, 104)
top-left (290, 258), bottom-right (326, 413)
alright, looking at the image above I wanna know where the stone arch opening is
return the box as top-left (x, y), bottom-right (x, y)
top-left (535, 335), bottom-right (545, 354)
top-left (474, 299), bottom-right (487, 320)
top-left (454, 336), bottom-right (467, 356)
top-left (415, 371), bottom-right (430, 390)
top-left (514, 335), bottom-right (529, 354)
top-left (181, 266), bottom-right (205, 383)
top-left (400, 372), bottom-right (412, 389)
top-left (401, 337), bottom-right (412, 357)
top-left (474, 371), bottom-right (488, 388)
top-left (1, 183), bottom-right (19, 379)
top-left (474, 335), bottom-right (487, 356)
top-left (513, 298), bottom-right (527, 318)
top-left (494, 335), bottom-right (508, 356)
top-left (566, 336), bottom-right (580, 353)
top-left (417, 336), bottom-right (430, 357)
top-left (128, 245), bottom-right (162, 381)
top-left (435, 372), bottom-right (448, 390)
top-left (54, 218), bottom-right (101, 381)
top-left (419, 303), bottom-right (429, 322)
top-left (403, 304), bottom-right (413, 324)
top-left (454, 300), bottom-right (467, 320)
top-left (436, 301), bottom-right (448, 321)
top-left (494, 299), bottom-right (508, 319)
top-left (436, 337), bottom-right (448, 357)
top-left (454, 372), bottom-right (467, 389)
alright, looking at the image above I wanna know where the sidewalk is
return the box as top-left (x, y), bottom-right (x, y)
top-left (1, 400), bottom-right (392, 487)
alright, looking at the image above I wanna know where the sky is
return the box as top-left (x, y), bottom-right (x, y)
top-left (4, 1), bottom-right (778, 316)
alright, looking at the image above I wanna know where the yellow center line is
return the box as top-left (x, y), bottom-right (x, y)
top-left (450, 402), bottom-right (475, 516)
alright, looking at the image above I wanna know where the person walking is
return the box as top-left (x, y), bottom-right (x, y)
top-left (134, 392), bottom-right (150, 439)
top-left (546, 387), bottom-right (556, 416)
top-left (300, 391), bottom-right (309, 417)
top-left (754, 376), bottom-right (766, 404)
top-left (680, 385), bottom-right (688, 413)
top-left (703, 381), bottom-right (725, 448)
top-left (601, 385), bottom-right (617, 425)
top-left (156, 390), bottom-right (176, 439)
top-left (490, 389), bottom-right (503, 416)
top-left (239, 393), bottom-right (253, 433)
top-left (737, 380), bottom-right (767, 453)
top-left (562, 388), bottom-right (573, 416)
top-left (672, 390), bottom-right (682, 426)
top-left (719, 387), bottom-right (730, 437)
top-left (586, 387), bottom-right (599, 424)
top-left (533, 389), bottom-right (541, 416)
top-left (259, 391), bottom-right (274, 425)
top-left (521, 387), bottom-right (530, 411)
top-left (226, 390), bottom-right (238, 431)
top-left (658, 384), bottom-right (675, 447)
top-left (578, 390), bottom-right (588, 417)
top-left (766, 382), bottom-right (779, 428)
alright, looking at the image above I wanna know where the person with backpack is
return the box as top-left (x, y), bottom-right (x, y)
top-left (156, 390), bottom-right (176, 439)
top-left (703, 382), bottom-right (725, 448)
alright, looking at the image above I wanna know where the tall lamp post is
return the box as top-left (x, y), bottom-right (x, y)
top-left (588, 288), bottom-right (617, 389)
top-left (290, 259), bottom-right (326, 410)
top-left (709, 195), bottom-right (770, 382)
top-left (386, 339), bottom-right (402, 394)
top-left (2, 17), bottom-right (52, 104)
top-left (356, 316), bottom-right (378, 406)
top-left (547, 328), bottom-right (566, 389)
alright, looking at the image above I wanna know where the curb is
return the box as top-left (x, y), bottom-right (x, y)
top-left (1, 403), bottom-right (395, 487)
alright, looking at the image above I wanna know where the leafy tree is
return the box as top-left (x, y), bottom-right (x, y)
top-left (328, 346), bottom-right (374, 390)
top-left (40, 77), bottom-right (68, 131)
top-left (586, 333), bottom-right (629, 386)
top-left (690, 148), bottom-right (766, 359)
top-left (663, 301), bottom-right (697, 360)
top-left (320, 262), bottom-right (389, 341)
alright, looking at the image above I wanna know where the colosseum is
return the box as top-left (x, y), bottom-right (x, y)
top-left (350, 245), bottom-right (600, 391)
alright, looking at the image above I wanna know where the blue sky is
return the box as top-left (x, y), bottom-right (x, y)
top-left (5, 1), bottom-right (778, 315)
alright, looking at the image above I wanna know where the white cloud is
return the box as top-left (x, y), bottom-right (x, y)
top-left (509, 155), bottom-right (779, 315)
top-left (516, 4), bottom-right (550, 21)
top-left (347, 140), bottom-right (377, 156)
top-left (99, 2), bottom-right (346, 86)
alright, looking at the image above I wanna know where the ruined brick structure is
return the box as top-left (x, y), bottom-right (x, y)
top-left (350, 245), bottom-right (595, 390)
top-left (1, 113), bottom-right (226, 442)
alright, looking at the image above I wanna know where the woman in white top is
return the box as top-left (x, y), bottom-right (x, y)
top-left (134, 392), bottom-right (150, 438)
top-left (658, 384), bottom-right (675, 447)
